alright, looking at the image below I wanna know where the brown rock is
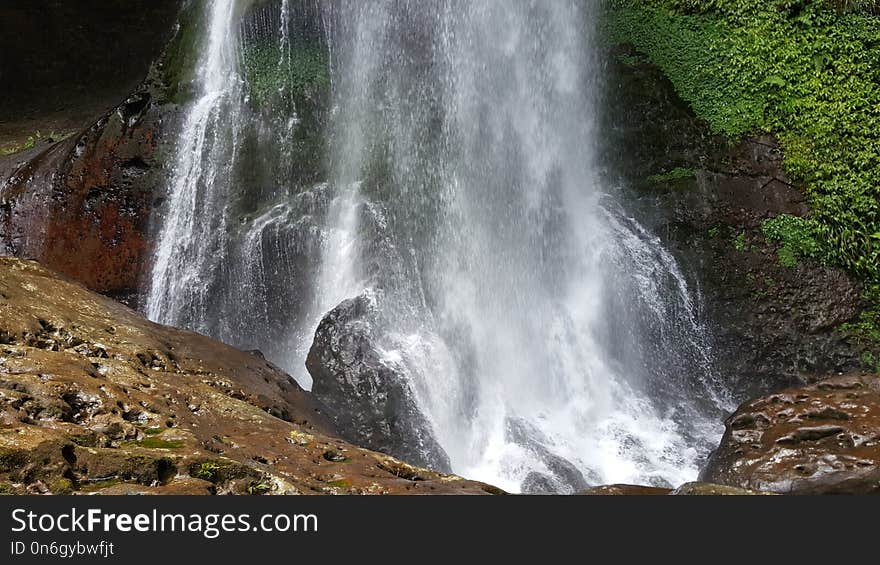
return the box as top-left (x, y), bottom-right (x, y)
top-left (0, 258), bottom-right (502, 495)
top-left (671, 482), bottom-right (774, 496)
top-left (578, 484), bottom-right (672, 496)
top-left (0, 93), bottom-right (170, 304)
top-left (700, 373), bottom-right (880, 494)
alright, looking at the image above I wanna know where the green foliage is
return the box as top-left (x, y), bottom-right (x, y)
top-left (0, 130), bottom-right (73, 156)
top-left (247, 481), bottom-right (272, 495)
top-left (762, 214), bottom-right (826, 267)
top-left (861, 351), bottom-right (880, 373)
top-left (647, 167), bottom-right (696, 184)
top-left (733, 232), bottom-right (748, 252)
top-left (605, 0), bottom-right (880, 335)
top-left (195, 462), bottom-right (221, 481)
top-left (241, 41), bottom-right (329, 108)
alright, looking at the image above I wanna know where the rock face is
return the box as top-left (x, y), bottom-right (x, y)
top-left (0, 258), bottom-right (500, 495)
top-left (604, 46), bottom-right (872, 399)
top-left (306, 294), bottom-right (452, 472)
top-left (701, 373), bottom-right (880, 494)
top-left (0, 1), bottom-right (190, 306)
top-left (0, 91), bottom-right (174, 305)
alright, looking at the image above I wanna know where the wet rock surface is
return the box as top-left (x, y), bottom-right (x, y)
top-left (577, 483), bottom-right (771, 495)
top-left (307, 294), bottom-right (452, 472)
top-left (578, 484), bottom-right (673, 496)
top-left (507, 418), bottom-right (594, 494)
top-left (0, 90), bottom-right (175, 305)
top-left (0, 258), bottom-right (500, 495)
top-left (604, 46), bottom-right (869, 399)
top-left (701, 373), bottom-right (880, 494)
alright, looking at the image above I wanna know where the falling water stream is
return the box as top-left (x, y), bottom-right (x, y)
top-left (146, 0), bottom-right (732, 493)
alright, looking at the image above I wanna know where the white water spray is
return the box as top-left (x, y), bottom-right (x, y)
top-left (146, 0), bottom-right (731, 492)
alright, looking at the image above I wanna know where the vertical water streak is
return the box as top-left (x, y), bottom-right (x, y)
top-left (146, 0), bottom-right (244, 330)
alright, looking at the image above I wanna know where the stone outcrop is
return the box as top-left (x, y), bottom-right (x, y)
top-left (0, 91), bottom-right (174, 305)
top-left (306, 293), bottom-right (452, 472)
top-left (577, 483), bottom-right (772, 495)
top-left (701, 373), bottom-right (880, 494)
top-left (0, 1), bottom-right (189, 306)
top-left (0, 258), bottom-right (500, 495)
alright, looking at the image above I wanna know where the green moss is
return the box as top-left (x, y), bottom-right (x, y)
top-left (128, 438), bottom-right (185, 450)
top-left (241, 41), bottom-right (330, 108)
top-left (0, 482), bottom-right (21, 495)
top-left (51, 478), bottom-right (74, 494)
top-left (861, 351), bottom-right (880, 374)
top-left (158, 2), bottom-right (206, 104)
top-left (142, 427), bottom-right (165, 436)
top-left (327, 479), bottom-right (352, 489)
top-left (79, 478), bottom-right (122, 492)
top-left (647, 167), bottom-right (696, 184)
top-left (733, 232), bottom-right (748, 253)
top-left (605, 0), bottom-right (880, 339)
top-left (0, 130), bottom-right (74, 156)
top-left (247, 481), bottom-right (272, 495)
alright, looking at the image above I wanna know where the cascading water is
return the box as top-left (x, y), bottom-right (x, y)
top-left (146, 0), bottom-right (732, 493)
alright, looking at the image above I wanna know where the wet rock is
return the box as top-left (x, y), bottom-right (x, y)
top-left (0, 258), bottom-right (500, 495)
top-left (0, 90), bottom-right (173, 305)
top-left (578, 484), bottom-right (673, 496)
top-left (506, 418), bottom-right (594, 494)
top-left (306, 293), bottom-right (452, 472)
top-left (700, 373), bottom-right (880, 494)
top-left (671, 482), bottom-right (774, 496)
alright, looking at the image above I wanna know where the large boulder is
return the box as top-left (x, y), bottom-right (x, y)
top-left (306, 293), bottom-right (452, 472)
top-left (0, 258), bottom-right (499, 495)
top-left (700, 373), bottom-right (880, 494)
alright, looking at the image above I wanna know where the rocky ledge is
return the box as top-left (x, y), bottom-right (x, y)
top-left (701, 373), bottom-right (880, 495)
top-left (0, 258), bottom-right (501, 495)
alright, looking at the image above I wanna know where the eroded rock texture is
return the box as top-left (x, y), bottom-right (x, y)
top-left (0, 92), bottom-right (173, 304)
top-left (701, 373), bottom-right (880, 494)
top-left (0, 258), bottom-right (500, 495)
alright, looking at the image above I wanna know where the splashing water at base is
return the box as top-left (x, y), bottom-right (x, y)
top-left (146, 0), bottom-right (732, 493)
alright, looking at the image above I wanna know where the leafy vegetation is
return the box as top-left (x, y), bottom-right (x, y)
top-left (762, 214), bottom-right (827, 267)
top-left (0, 130), bottom-right (74, 156)
top-left (604, 0), bottom-right (880, 338)
top-left (195, 462), bottom-right (221, 481)
top-left (647, 167), bottom-right (696, 184)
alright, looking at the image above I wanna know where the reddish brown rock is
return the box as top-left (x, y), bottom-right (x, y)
top-left (0, 258), bottom-right (502, 495)
top-left (700, 373), bottom-right (880, 494)
top-left (0, 93), bottom-right (172, 304)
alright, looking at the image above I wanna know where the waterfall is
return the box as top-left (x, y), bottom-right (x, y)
top-left (146, 0), bottom-right (732, 492)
